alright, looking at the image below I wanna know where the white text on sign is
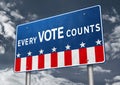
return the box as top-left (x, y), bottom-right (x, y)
top-left (17, 23), bottom-right (100, 47)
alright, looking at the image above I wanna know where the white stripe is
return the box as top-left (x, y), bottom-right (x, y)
top-left (20, 57), bottom-right (26, 71)
top-left (32, 56), bottom-right (38, 70)
top-left (58, 51), bottom-right (64, 67)
top-left (45, 54), bottom-right (51, 69)
top-left (72, 49), bottom-right (79, 65)
top-left (87, 47), bottom-right (96, 64)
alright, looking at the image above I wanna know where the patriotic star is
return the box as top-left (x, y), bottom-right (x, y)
top-left (65, 44), bottom-right (70, 50)
top-left (96, 39), bottom-right (102, 45)
top-left (52, 47), bottom-right (57, 52)
top-left (39, 49), bottom-right (44, 54)
top-left (80, 42), bottom-right (85, 47)
top-left (17, 53), bottom-right (21, 58)
top-left (27, 51), bottom-right (32, 56)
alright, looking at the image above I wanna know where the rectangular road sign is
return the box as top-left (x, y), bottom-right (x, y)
top-left (14, 5), bottom-right (105, 72)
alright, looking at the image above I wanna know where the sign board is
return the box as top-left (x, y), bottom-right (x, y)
top-left (14, 5), bottom-right (105, 72)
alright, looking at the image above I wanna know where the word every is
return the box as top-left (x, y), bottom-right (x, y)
top-left (18, 37), bottom-right (37, 47)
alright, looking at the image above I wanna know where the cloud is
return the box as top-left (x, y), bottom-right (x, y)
top-left (93, 66), bottom-right (111, 73)
top-left (0, 1), bottom-right (38, 40)
top-left (2, 23), bottom-right (15, 39)
top-left (10, 10), bottom-right (24, 20)
top-left (0, 1), bottom-right (24, 40)
top-left (105, 75), bottom-right (120, 85)
top-left (0, 2), bottom-right (10, 11)
top-left (113, 76), bottom-right (120, 81)
top-left (0, 45), bottom-right (5, 54)
top-left (0, 68), bottom-right (85, 85)
top-left (79, 66), bottom-right (111, 73)
top-left (103, 8), bottom-right (120, 60)
top-left (112, 82), bottom-right (120, 85)
top-left (0, 12), bottom-right (15, 39)
top-left (0, 11), bottom-right (10, 22)
top-left (0, 0), bottom-right (26, 40)
top-left (25, 13), bottom-right (39, 23)
top-left (103, 15), bottom-right (117, 23)
top-left (32, 71), bottom-right (85, 85)
top-left (102, 8), bottom-right (120, 23)
top-left (0, 0), bottom-right (25, 56)
top-left (0, 68), bottom-right (25, 85)
top-left (105, 25), bottom-right (120, 60)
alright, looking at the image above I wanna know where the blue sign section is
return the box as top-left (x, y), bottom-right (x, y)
top-left (16, 5), bottom-right (103, 58)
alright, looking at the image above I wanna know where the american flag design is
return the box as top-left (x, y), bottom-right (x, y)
top-left (15, 42), bottom-right (104, 72)
top-left (14, 5), bottom-right (105, 72)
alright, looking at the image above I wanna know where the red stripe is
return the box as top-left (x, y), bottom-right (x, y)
top-left (51, 52), bottom-right (58, 68)
top-left (64, 50), bottom-right (72, 66)
top-left (26, 56), bottom-right (32, 70)
top-left (15, 58), bottom-right (21, 72)
top-left (79, 48), bottom-right (87, 64)
top-left (95, 46), bottom-right (104, 62)
top-left (38, 54), bottom-right (44, 69)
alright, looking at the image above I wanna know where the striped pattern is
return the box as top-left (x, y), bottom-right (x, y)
top-left (14, 46), bottom-right (104, 72)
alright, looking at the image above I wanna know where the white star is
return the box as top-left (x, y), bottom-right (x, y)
top-left (27, 51), bottom-right (32, 56)
top-left (65, 44), bottom-right (70, 50)
top-left (96, 39), bottom-right (102, 45)
top-left (17, 53), bottom-right (21, 57)
top-left (52, 47), bottom-right (57, 52)
top-left (39, 49), bottom-right (44, 54)
top-left (80, 42), bottom-right (85, 47)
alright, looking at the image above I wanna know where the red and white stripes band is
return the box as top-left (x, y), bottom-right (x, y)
top-left (14, 46), bottom-right (104, 72)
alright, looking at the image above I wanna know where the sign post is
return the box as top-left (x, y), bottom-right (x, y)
top-left (26, 71), bottom-right (31, 85)
top-left (87, 65), bottom-right (94, 85)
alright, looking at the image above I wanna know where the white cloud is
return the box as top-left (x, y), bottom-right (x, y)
top-left (0, 68), bottom-right (85, 85)
top-left (103, 8), bottom-right (120, 23)
top-left (6, 2), bottom-right (16, 8)
top-left (103, 8), bottom-right (120, 60)
top-left (0, 45), bottom-right (5, 54)
top-left (2, 23), bottom-right (15, 39)
top-left (32, 71), bottom-right (85, 85)
top-left (0, 68), bottom-right (25, 85)
top-left (0, 10), bottom-right (16, 39)
top-left (0, 11), bottom-right (10, 22)
top-left (112, 82), bottom-right (120, 85)
top-left (105, 25), bottom-right (120, 60)
top-left (105, 75), bottom-right (120, 85)
top-left (78, 66), bottom-right (111, 73)
top-left (0, 2), bottom-right (10, 11)
top-left (77, 66), bottom-right (87, 72)
top-left (10, 10), bottom-right (24, 20)
top-left (112, 26), bottom-right (120, 36)
top-left (25, 13), bottom-right (39, 23)
top-left (93, 66), bottom-right (111, 73)
top-left (103, 15), bottom-right (117, 23)
top-left (0, 1), bottom-right (25, 55)
top-left (113, 76), bottom-right (120, 81)
top-left (28, 13), bottom-right (39, 20)
top-left (0, 1), bottom-right (24, 40)
top-left (0, 24), bottom-right (3, 35)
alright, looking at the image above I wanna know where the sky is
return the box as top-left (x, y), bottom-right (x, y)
top-left (0, 0), bottom-right (120, 85)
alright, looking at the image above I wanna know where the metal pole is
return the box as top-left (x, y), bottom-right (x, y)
top-left (26, 71), bottom-right (31, 85)
top-left (87, 65), bottom-right (94, 85)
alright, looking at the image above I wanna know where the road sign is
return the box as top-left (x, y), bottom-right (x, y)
top-left (14, 5), bottom-right (105, 72)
